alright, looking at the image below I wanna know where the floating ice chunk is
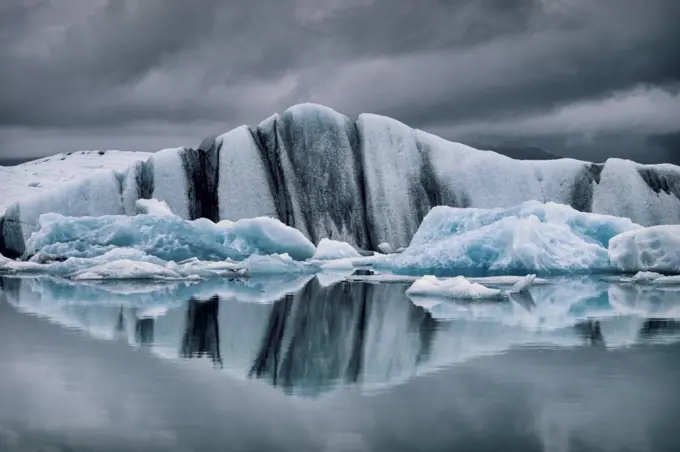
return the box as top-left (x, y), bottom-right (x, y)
top-left (377, 242), bottom-right (393, 254)
top-left (24, 212), bottom-right (316, 263)
top-left (608, 225), bottom-right (680, 274)
top-left (1, 247), bottom-right (166, 275)
top-left (609, 271), bottom-right (680, 286)
top-left (384, 201), bottom-right (641, 275)
top-left (406, 275), bottom-right (504, 300)
top-left (135, 198), bottom-right (174, 217)
top-left (69, 259), bottom-right (188, 281)
top-left (167, 259), bottom-right (244, 278)
top-left (242, 254), bottom-right (320, 275)
top-left (313, 238), bottom-right (361, 260)
top-left (631, 271), bottom-right (666, 283)
top-left (224, 217), bottom-right (316, 261)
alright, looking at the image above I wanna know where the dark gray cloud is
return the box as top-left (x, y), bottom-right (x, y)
top-left (0, 0), bottom-right (678, 162)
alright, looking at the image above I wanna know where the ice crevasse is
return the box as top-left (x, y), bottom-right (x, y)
top-left (2, 103), bottom-right (680, 258)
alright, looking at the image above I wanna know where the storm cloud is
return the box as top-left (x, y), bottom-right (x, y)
top-left (0, 0), bottom-right (678, 162)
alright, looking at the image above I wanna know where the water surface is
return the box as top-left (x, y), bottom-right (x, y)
top-left (1, 275), bottom-right (679, 451)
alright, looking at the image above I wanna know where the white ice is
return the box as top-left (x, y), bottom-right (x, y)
top-left (377, 242), bottom-right (394, 254)
top-left (312, 238), bottom-right (361, 260)
top-left (135, 198), bottom-right (174, 217)
top-left (406, 275), bottom-right (504, 300)
top-left (608, 225), bottom-right (680, 274)
top-left (70, 259), bottom-right (193, 281)
top-left (0, 150), bottom-right (150, 216)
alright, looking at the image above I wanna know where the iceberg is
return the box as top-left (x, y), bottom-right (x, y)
top-left (312, 238), bottom-right (362, 260)
top-left (23, 211), bottom-right (316, 263)
top-left (608, 225), bottom-right (680, 274)
top-left (382, 201), bottom-right (640, 276)
top-left (3, 104), bottom-right (680, 258)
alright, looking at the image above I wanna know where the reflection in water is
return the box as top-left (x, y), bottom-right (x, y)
top-left (2, 275), bottom-right (680, 397)
top-left (575, 320), bottom-right (606, 347)
top-left (135, 317), bottom-right (155, 346)
top-left (181, 296), bottom-right (222, 367)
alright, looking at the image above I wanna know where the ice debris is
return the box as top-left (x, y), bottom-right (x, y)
top-left (312, 238), bottom-right (361, 260)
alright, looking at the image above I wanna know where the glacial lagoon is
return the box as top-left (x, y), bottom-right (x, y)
top-left (1, 274), bottom-right (679, 451)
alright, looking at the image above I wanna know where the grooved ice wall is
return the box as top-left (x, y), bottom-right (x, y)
top-left (2, 103), bottom-right (680, 258)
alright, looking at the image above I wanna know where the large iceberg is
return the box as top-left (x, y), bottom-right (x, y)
top-left (22, 211), bottom-right (316, 263)
top-left (382, 201), bottom-right (641, 276)
top-left (2, 103), bottom-right (680, 258)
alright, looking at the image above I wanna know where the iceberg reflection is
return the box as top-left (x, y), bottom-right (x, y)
top-left (2, 274), bottom-right (680, 397)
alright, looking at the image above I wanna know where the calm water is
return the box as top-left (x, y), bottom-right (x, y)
top-left (1, 275), bottom-right (679, 452)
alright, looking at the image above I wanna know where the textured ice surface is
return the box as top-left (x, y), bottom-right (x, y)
top-left (377, 242), bottom-right (393, 254)
top-left (24, 212), bottom-right (316, 263)
top-left (384, 201), bottom-right (640, 276)
top-left (609, 225), bottom-right (680, 274)
top-left (610, 271), bottom-right (680, 285)
top-left (242, 253), bottom-right (319, 275)
top-left (216, 126), bottom-right (277, 221)
top-left (406, 275), bottom-right (504, 299)
top-left (135, 198), bottom-right (174, 217)
top-left (0, 150), bottom-right (150, 216)
top-left (70, 259), bottom-right (190, 281)
top-left (313, 238), bottom-right (361, 260)
top-left (3, 104), bottom-right (680, 258)
top-left (1, 170), bottom-right (126, 256)
top-left (144, 148), bottom-right (191, 219)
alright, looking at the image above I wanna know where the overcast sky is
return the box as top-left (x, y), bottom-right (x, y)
top-left (1, 0), bottom-right (679, 163)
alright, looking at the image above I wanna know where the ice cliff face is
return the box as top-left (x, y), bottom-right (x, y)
top-left (2, 103), bottom-right (680, 258)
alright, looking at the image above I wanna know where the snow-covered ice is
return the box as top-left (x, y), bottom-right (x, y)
top-left (0, 150), bottom-right (150, 216)
top-left (608, 225), bottom-right (680, 274)
top-left (312, 238), bottom-right (361, 260)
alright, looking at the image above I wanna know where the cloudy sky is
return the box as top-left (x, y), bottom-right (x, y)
top-left (1, 0), bottom-right (679, 163)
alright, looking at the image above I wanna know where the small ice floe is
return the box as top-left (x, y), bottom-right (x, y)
top-left (604, 271), bottom-right (680, 285)
top-left (406, 274), bottom-right (537, 300)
